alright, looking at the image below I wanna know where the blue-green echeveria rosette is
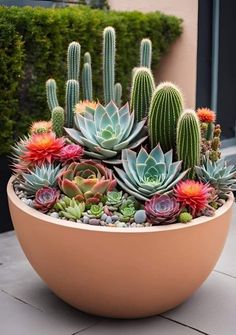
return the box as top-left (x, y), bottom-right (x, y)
top-left (114, 144), bottom-right (188, 201)
top-left (64, 101), bottom-right (147, 161)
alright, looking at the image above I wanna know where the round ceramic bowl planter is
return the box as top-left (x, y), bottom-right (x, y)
top-left (7, 177), bottom-right (234, 319)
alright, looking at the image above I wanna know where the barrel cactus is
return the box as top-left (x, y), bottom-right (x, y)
top-left (64, 101), bottom-right (147, 161)
top-left (114, 144), bottom-right (188, 201)
top-left (177, 109), bottom-right (201, 178)
top-left (148, 82), bottom-right (184, 152)
top-left (130, 67), bottom-right (155, 122)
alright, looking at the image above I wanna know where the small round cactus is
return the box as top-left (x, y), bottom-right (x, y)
top-left (178, 212), bottom-right (193, 223)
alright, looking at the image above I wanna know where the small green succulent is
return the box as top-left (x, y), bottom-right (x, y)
top-left (87, 203), bottom-right (104, 218)
top-left (55, 198), bottom-right (85, 220)
top-left (19, 164), bottom-right (62, 195)
top-left (178, 212), bottom-right (192, 223)
top-left (119, 200), bottom-right (136, 222)
top-left (54, 196), bottom-right (75, 212)
top-left (106, 191), bottom-right (123, 206)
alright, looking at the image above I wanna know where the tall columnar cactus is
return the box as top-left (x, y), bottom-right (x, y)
top-left (114, 82), bottom-right (122, 107)
top-left (84, 51), bottom-right (91, 65)
top-left (65, 79), bottom-right (80, 128)
top-left (130, 67), bottom-right (155, 122)
top-left (148, 82), bottom-right (184, 152)
top-left (46, 79), bottom-right (59, 111)
top-left (82, 62), bottom-right (93, 101)
top-left (67, 42), bottom-right (81, 81)
top-left (140, 38), bottom-right (152, 68)
top-left (103, 26), bottom-right (116, 104)
top-left (177, 109), bottom-right (201, 178)
top-left (51, 106), bottom-right (65, 137)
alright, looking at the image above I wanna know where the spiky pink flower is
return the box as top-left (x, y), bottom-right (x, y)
top-left (34, 187), bottom-right (60, 213)
top-left (58, 144), bottom-right (84, 165)
top-left (174, 180), bottom-right (212, 217)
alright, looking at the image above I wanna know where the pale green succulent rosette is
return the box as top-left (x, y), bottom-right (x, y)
top-left (114, 144), bottom-right (188, 201)
top-left (195, 157), bottom-right (236, 195)
top-left (64, 101), bottom-right (147, 161)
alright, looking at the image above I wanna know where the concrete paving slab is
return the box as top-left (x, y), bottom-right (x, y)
top-left (163, 271), bottom-right (236, 335)
top-left (0, 290), bottom-right (99, 335)
top-left (78, 316), bottom-right (203, 335)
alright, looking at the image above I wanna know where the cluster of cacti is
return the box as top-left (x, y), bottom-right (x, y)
top-left (11, 25), bottom-right (236, 228)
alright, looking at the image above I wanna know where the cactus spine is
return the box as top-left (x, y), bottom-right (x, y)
top-left (140, 38), bottom-right (152, 68)
top-left (82, 62), bottom-right (93, 101)
top-left (130, 67), bottom-right (155, 121)
top-left (67, 42), bottom-right (81, 81)
top-left (114, 82), bottom-right (122, 107)
top-left (177, 109), bottom-right (201, 178)
top-left (46, 79), bottom-right (59, 111)
top-left (148, 82), bottom-right (184, 152)
top-left (51, 106), bottom-right (64, 137)
top-left (65, 80), bottom-right (79, 128)
top-left (103, 26), bottom-right (116, 104)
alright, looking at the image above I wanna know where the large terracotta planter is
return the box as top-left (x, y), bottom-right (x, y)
top-left (7, 177), bottom-right (234, 318)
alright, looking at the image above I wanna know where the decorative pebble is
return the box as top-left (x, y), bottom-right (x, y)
top-left (101, 213), bottom-right (107, 221)
top-left (76, 220), bottom-right (83, 224)
top-left (130, 222), bottom-right (137, 228)
top-left (134, 210), bottom-right (147, 224)
top-left (89, 218), bottom-right (100, 225)
top-left (116, 221), bottom-right (127, 228)
top-left (100, 220), bottom-right (106, 226)
top-left (106, 216), bottom-right (112, 224)
top-left (50, 212), bottom-right (59, 219)
top-left (18, 193), bottom-right (24, 199)
top-left (83, 216), bottom-right (89, 224)
top-left (107, 223), bottom-right (115, 227)
top-left (111, 215), bottom-right (119, 222)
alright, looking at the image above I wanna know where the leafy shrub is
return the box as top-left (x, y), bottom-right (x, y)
top-left (0, 5), bottom-right (182, 155)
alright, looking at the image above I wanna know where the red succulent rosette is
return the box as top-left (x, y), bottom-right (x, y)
top-left (145, 194), bottom-right (181, 225)
top-left (34, 187), bottom-right (60, 213)
top-left (58, 144), bottom-right (84, 165)
top-left (58, 160), bottom-right (116, 204)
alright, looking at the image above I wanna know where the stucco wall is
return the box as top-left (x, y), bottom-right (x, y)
top-left (109, 0), bottom-right (198, 108)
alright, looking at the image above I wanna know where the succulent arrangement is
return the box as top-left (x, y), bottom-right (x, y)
top-left (11, 26), bottom-right (236, 228)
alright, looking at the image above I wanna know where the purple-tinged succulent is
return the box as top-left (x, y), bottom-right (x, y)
top-left (145, 194), bottom-right (180, 225)
top-left (58, 161), bottom-right (116, 204)
top-left (34, 187), bottom-right (60, 213)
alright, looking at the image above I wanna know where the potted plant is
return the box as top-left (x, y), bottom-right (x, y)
top-left (7, 26), bottom-right (236, 319)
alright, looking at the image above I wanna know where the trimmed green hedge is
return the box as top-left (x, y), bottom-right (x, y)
top-left (0, 6), bottom-right (182, 155)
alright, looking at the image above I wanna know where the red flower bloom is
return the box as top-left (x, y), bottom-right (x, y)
top-left (196, 108), bottom-right (216, 123)
top-left (34, 187), bottom-right (60, 213)
top-left (174, 180), bottom-right (212, 217)
top-left (59, 144), bottom-right (84, 165)
top-left (22, 132), bottom-right (65, 166)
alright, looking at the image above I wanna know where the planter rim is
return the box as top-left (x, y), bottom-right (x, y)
top-left (7, 176), bottom-right (234, 234)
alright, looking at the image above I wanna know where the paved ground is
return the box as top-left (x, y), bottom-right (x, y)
top-left (0, 206), bottom-right (236, 335)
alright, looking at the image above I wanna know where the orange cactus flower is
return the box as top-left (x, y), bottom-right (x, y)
top-left (196, 108), bottom-right (216, 123)
top-left (22, 132), bottom-right (65, 166)
top-left (30, 121), bottom-right (52, 134)
top-left (75, 100), bottom-right (98, 114)
top-left (174, 180), bottom-right (212, 217)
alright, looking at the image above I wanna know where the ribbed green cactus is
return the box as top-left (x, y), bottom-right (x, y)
top-left (46, 79), bottom-right (59, 111)
top-left (51, 106), bottom-right (64, 137)
top-left (82, 62), bottom-right (93, 101)
top-left (130, 67), bottom-right (155, 121)
top-left (67, 42), bottom-right (81, 81)
top-left (148, 82), bottom-right (184, 152)
top-left (140, 38), bottom-right (152, 68)
top-left (103, 26), bottom-right (116, 104)
top-left (177, 109), bottom-right (201, 178)
top-left (84, 51), bottom-right (91, 65)
top-left (114, 82), bottom-right (122, 107)
top-left (65, 79), bottom-right (79, 128)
